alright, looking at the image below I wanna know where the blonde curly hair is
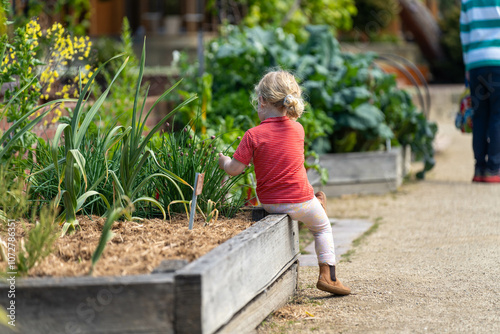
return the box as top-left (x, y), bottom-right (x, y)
top-left (254, 70), bottom-right (305, 120)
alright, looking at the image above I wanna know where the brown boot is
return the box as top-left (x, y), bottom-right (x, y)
top-left (315, 191), bottom-right (327, 213)
top-left (316, 263), bottom-right (351, 295)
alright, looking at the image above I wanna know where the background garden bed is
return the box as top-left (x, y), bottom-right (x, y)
top-left (308, 146), bottom-right (411, 197)
top-left (0, 213), bottom-right (299, 334)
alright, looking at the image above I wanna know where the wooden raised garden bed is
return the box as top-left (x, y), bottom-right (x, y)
top-left (0, 214), bottom-right (299, 334)
top-left (308, 146), bottom-right (411, 197)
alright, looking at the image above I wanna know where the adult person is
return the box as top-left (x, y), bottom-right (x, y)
top-left (460, 0), bottom-right (500, 183)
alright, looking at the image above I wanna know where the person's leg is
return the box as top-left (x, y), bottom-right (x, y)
top-left (470, 68), bottom-right (490, 176)
top-left (262, 198), bottom-right (350, 295)
top-left (263, 198), bottom-right (335, 265)
top-left (486, 67), bottom-right (500, 174)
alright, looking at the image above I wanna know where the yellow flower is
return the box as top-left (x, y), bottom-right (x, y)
top-left (44, 120), bottom-right (48, 126)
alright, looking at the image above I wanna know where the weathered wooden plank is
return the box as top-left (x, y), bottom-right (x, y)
top-left (318, 180), bottom-right (399, 196)
top-left (307, 147), bottom-right (411, 196)
top-left (319, 148), bottom-right (401, 184)
top-left (0, 274), bottom-right (175, 334)
top-left (216, 262), bottom-right (298, 334)
top-left (175, 214), bottom-right (299, 334)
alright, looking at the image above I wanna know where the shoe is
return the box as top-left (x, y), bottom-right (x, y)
top-left (316, 263), bottom-right (351, 295)
top-left (472, 174), bottom-right (484, 182)
top-left (472, 167), bottom-right (485, 183)
top-left (483, 170), bottom-right (500, 183)
top-left (315, 191), bottom-right (327, 212)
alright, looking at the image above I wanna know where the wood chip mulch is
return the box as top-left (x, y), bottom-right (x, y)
top-left (1, 210), bottom-right (254, 278)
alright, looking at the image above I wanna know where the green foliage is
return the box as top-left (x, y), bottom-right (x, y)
top-left (241, 0), bottom-right (357, 42)
top-left (175, 25), bottom-right (437, 177)
top-left (0, 20), bottom-right (44, 156)
top-left (28, 43), bottom-right (201, 223)
top-left (153, 117), bottom-right (247, 219)
top-left (0, 168), bottom-right (29, 222)
top-left (0, 77), bottom-right (71, 165)
top-left (32, 54), bottom-right (129, 235)
top-left (350, 0), bottom-right (400, 41)
top-left (0, 170), bottom-right (58, 277)
top-left (89, 202), bottom-right (132, 275)
top-left (92, 17), bottom-right (144, 127)
top-left (0, 18), bottom-right (95, 162)
top-left (14, 205), bottom-right (58, 276)
top-left (7, 0), bottom-right (90, 36)
top-left (108, 41), bottom-right (197, 221)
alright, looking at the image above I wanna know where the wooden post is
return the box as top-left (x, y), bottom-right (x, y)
top-left (188, 172), bottom-right (205, 230)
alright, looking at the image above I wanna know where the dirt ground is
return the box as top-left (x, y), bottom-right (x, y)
top-left (257, 123), bottom-right (500, 333)
top-left (1, 211), bottom-right (253, 277)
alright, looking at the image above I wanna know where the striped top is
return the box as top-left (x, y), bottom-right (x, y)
top-left (233, 116), bottom-right (314, 204)
top-left (460, 0), bottom-right (500, 71)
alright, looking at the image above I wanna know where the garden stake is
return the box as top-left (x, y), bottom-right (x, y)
top-left (188, 172), bottom-right (205, 230)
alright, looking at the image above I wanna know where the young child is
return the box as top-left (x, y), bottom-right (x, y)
top-left (218, 70), bottom-right (350, 295)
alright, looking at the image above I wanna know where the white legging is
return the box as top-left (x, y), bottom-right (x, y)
top-left (262, 196), bottom-right (336, 265)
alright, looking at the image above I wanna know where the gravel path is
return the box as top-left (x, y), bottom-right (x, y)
top-left (258, 123), bottom-right (500, 333)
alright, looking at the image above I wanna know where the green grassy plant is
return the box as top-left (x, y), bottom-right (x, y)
top-left (153, 117), bottom-right (247, 219)
top-left (0, 168), bottom-right (29, 224)
top-left (0, 76), bottom-right (72, 163)
top-left (14, 205), bottom-right (58, 275)
top-left (89, 201), bottom-right (133, 275)
top-left (107, 41), bottom-right (197, 221)
top-left (0, 171), bottom-right (59, 277)
top-left (32, 53), bottom-right (129, 235)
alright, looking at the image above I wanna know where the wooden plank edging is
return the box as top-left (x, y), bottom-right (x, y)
top-left (216, 262), bottom-right (299, 334)
top-left (308, 146), bottom-right (411, 196)
top-left (175, 214), bottom-right (299, 334)
top-left (0, 274), bottom-right (176, 334)
top-left (0, 214), bottom-right (299, 334)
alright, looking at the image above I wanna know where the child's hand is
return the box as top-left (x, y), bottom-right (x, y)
top-left (218, 153), bottom-right (231, 171)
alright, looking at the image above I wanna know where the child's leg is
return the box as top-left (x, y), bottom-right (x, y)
top-left (262, 197), bottom-right (335, 265)
top-left (263, 198), bottom-right (350, 295)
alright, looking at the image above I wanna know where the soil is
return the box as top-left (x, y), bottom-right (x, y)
top-left (257, 123), bottom-right (500, 333)
top-left (1, 210), bottom-right (253, 277)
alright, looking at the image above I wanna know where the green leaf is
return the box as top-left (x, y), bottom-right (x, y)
top-left (132, 196), bottom-right (166, 220)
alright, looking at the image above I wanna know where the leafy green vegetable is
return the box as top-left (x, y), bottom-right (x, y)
top-left (174, 24), bottom-right (437, 177)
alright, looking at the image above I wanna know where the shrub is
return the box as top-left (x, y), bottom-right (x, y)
top-left (175, 25), bottom-right (437, 178)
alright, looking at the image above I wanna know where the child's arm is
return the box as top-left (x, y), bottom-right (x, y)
top-left (218, 153), bottom-right (246, 176)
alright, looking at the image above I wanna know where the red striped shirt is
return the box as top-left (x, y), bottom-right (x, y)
top-left (233, 116), bottom-right (314, 204)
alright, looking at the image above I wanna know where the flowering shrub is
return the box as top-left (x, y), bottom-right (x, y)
top-left (1, 19), bottom-right (94, 129)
